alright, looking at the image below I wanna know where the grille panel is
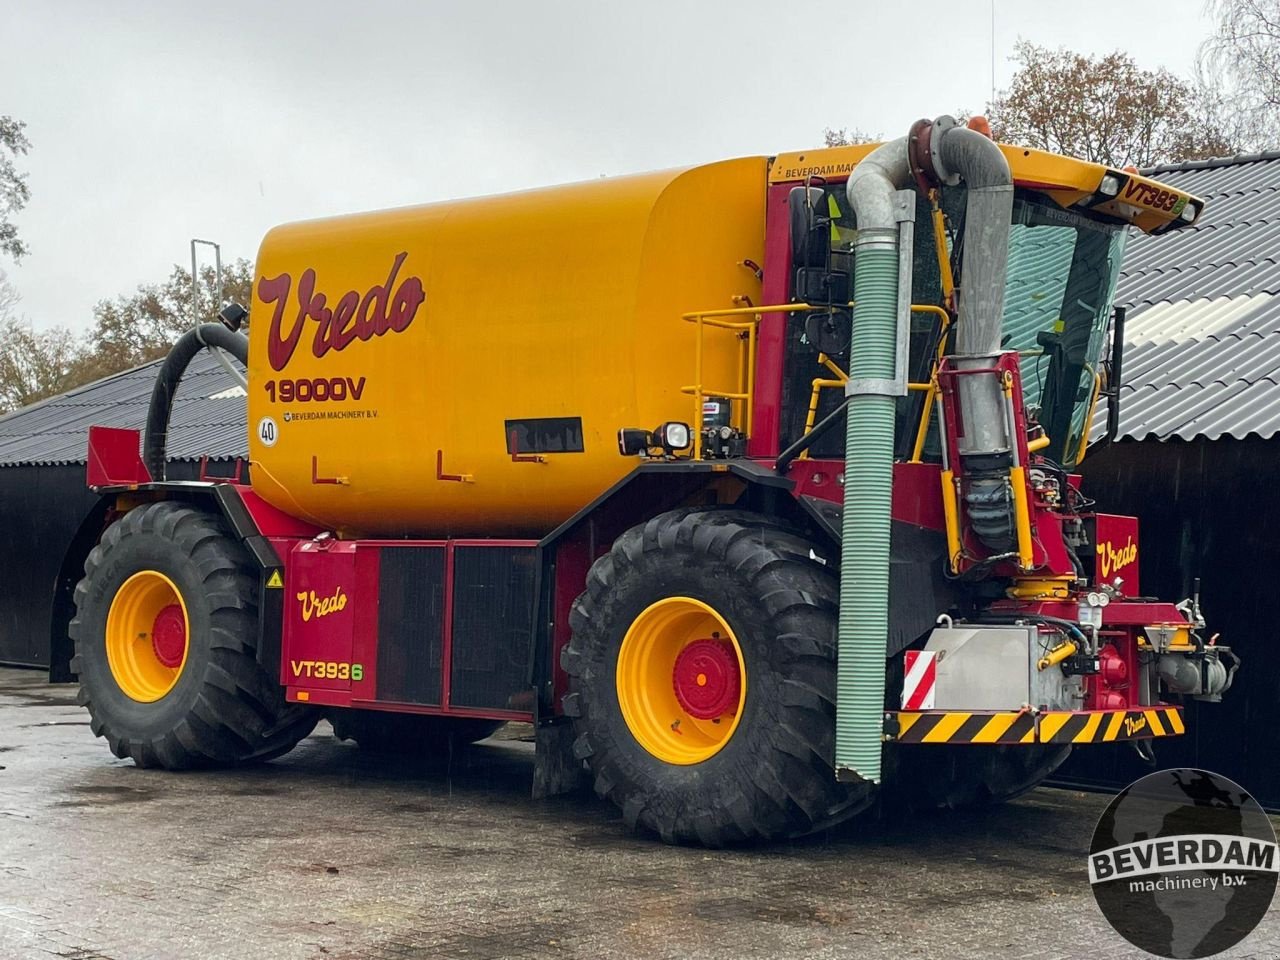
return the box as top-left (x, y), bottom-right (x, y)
top-left (376, 547), bottom-right (446, 704)
top-left (450, 546), bottom-right (537, 710)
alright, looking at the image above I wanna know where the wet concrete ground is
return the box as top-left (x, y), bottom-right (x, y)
top-left (0, 666), bottom-right (1276, 960)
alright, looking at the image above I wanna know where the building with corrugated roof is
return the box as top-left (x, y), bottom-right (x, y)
top-left (1109, 151), bottom-right (1280, 439)
top-left (0, 350), bottom-right (245, 671)
top-left (1060, 150), bottom-right (1280, 806)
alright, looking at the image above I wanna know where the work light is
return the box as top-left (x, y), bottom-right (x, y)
top-left (653, 422), bottom-right (691, 452)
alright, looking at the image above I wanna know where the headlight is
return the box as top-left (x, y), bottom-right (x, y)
top-left (617, 428), bottom-right (651, 456)
top-left (653, 421), bottom-right (691, 451)
top-left (1098, 173), bottom-right (1123, 197)
top-left (1180, 202), bottom-right (1198, 222)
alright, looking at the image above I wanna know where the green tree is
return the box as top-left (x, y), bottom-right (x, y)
top-left (987, 43), bottom-right (1235, 168)
top-left (0, 116), bottom-right (32, 262)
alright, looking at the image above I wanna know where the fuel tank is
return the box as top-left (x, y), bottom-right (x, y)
top-left (248, 158), bottom-right (766, 537)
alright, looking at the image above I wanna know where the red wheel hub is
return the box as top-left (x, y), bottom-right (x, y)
top-left (151, 604), bottom-right (187, 668)
top-left (672, 638), bottom-right (741, 720)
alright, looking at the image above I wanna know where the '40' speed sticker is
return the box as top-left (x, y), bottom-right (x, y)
top-left (257, 416), bottom-right (278, 447)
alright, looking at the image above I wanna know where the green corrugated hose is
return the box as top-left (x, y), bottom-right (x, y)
top-left (836, 237), bottom-right (898, 783)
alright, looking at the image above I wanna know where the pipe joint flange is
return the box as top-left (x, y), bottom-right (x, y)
top-left (846, 377), bottom-right (905, 398)
top-left (852, 227), bottom-right (898, 252)
top-left (928, 115), bottom-right (962, 186)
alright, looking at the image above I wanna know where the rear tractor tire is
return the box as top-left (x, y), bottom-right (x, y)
top-left (329, 709), bottom-right (503, 754)
top-left (562, 508), bottom-right (874, 846)
top-left (70, 501), bottom-right (318, 768)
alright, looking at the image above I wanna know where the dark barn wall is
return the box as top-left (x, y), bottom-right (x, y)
top-left (0, 460), bottom-right (235, 671)
top-left (1061, 437), bottom-right (1280, 806)
top-left (0, 465), bottom-right (98, 667)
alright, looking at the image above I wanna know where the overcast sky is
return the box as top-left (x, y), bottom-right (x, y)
top-left (3, 0), bottom-right (1214, 332)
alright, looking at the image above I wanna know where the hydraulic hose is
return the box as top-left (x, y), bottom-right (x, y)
top-left (143, 323), bottom-right (248, 481)
top-left (973, 613), bottom-right (1090, 648)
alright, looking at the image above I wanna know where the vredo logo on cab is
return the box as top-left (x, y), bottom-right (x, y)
top-left (1097, 536), bottom-right (1137, 580)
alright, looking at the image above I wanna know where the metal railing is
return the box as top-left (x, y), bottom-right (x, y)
top-left (680, 304), bottom-right (774, 460)
top-left (681, 301), bottom-right (952, 462)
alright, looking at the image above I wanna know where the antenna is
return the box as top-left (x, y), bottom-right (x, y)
top-left (189, 238), bottom-right (246, 389)
top-left (990, 0), bottom-right (996, 105)
top-left (190, 238), bottom-right (222, 328)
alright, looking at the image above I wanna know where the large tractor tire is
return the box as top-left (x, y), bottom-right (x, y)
top-left (885, 743), bottom-right (1073, 812)
top-left (70, 501), bottom-right (318, 768)
top-left (562, 508), bottom-right (874, 846)
top-left (329, 709), bottom-right (503, 754)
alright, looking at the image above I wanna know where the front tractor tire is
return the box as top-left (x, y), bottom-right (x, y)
top-left (562, 508), bottom-right (873, 845)
top-left (70, 501), bottom-right (317, 768)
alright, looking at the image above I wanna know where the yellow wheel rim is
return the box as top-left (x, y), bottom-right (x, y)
top-left (105, 570), bottom-right (190, 703)
top-left (616, 596), bottom-right (746, 765)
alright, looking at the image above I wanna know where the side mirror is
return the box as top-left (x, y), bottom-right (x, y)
top-left (789, 186), bottom-right (828, 269)
top-left (804, 309), bottom-right (852, 356)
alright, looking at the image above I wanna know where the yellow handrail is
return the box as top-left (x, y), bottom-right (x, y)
top-left (798, 305), bottom-right (949, 462)
top-left (1074, 367), bottom-right (1103, 465)
top-left (681, 301), bottom-right (951, 461)
top-left (906, 304), bottom-right (953, 463)
top-left (681, 302), bottom-right (824, 459)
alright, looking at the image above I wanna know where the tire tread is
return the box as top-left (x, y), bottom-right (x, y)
top-left (562, 507), bottom-right (872, 845)
top-left (70, 501), bottom-right (315, 769)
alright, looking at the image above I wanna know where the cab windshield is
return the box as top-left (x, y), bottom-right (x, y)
top-left (1001, 195), bottom-right (1127, 466)
top-left (784, 184), bottom-right (1125, 467)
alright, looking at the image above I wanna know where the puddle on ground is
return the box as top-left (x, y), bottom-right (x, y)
top-left (227, 784), bottom-right (285, 797)
top-left (51, 783), bottom-right (159, 808)
top-left (694, 897), bottom-right (841, 926)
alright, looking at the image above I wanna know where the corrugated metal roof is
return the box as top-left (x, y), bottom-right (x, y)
top-left (1107, 152), bottom-right (1280, 441)
top-left (0, 349), bottom-right (247, 467)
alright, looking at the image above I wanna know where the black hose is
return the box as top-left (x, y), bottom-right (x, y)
top-left (971, 612), bottom-right (1090, 646)
top-left (143, 323), bottom-right (248, 481)
top-left (775, 397), bottom-right (852, 474)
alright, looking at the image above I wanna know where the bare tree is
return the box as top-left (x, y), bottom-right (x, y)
top-left (822, 127), bottom-right (879, 147)
top-left (1200, 0), bottom-right (1280, 148)
top-left (0, 259), bottom-right (256, 412)
top-left (75, 259), bottom-right (254, 383)
top-left (987, 43), bottom-right (1236, 167)
top-left (0, 116), bottom-right (32, 262)
top-left (0, 274), bottom-right (83, 413)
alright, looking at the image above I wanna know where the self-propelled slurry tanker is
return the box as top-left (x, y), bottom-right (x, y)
top-left (71, 115), bottom-right (1236, 844)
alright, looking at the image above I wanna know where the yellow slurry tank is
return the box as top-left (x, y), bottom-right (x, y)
top-left (247, 158), bottom-right (766, 537)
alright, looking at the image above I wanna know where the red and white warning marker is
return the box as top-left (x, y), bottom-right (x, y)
top-left (901, 650), bottom-right (937, 710)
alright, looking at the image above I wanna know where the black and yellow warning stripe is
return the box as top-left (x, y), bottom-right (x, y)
top-left (890, 707), bottom-right (1185, 745)
top-left (893, 711), bottom-right (1037, 744)
top-left (1036, 707), bottom-right (1185, 744)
